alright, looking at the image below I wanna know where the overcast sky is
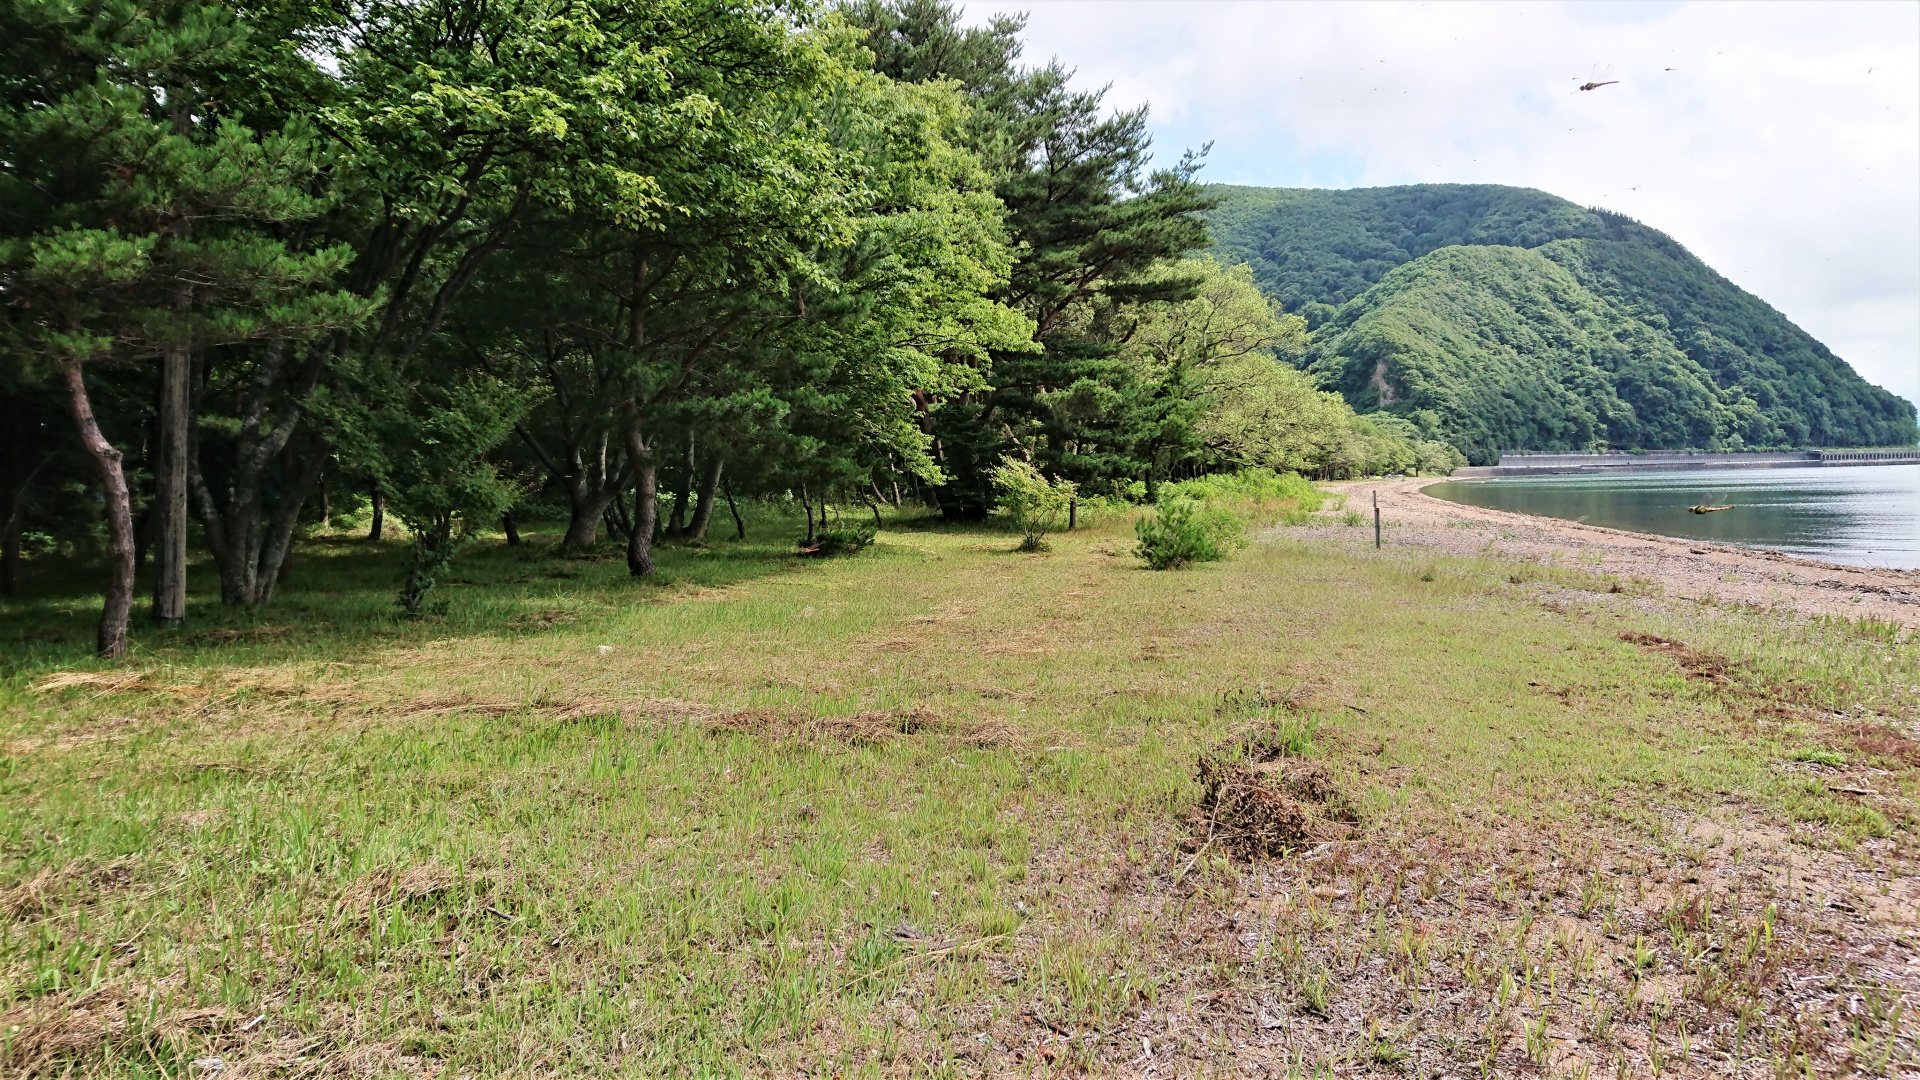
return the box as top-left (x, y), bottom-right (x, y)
top-left (963, 0), bottom-right (1920, 409)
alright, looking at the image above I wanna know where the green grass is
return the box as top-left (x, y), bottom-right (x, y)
top-left (1, 505), bottom-right (1914, 1075)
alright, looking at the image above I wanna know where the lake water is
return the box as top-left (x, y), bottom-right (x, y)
top-left (1423, 464), bottom-right (1920, 569)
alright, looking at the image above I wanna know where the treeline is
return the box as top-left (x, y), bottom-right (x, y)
top-left (1, 0), bottom-right (1444, 658)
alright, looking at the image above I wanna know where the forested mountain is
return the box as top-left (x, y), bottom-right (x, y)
top-left (1209, 184), bottom-right (1919, 463)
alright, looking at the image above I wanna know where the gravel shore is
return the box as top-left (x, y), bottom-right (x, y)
top-left (1325, 476), bottom-right (1920, 628)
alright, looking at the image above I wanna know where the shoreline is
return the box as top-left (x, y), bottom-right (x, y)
top-left (1327, 477), bottom-right (1920, 628)
top-left (1450, 449), bottom-right (1920, 478)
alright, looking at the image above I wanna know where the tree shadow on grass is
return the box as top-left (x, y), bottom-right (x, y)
top-left (0, 508), bottom-right (838, 677)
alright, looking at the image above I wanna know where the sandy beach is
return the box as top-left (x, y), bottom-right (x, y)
top-left (1328, 476), bottom-right (1920, 629)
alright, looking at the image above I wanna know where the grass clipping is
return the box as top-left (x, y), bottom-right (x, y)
top-left (1196, 726), bottom-right (1358, 858)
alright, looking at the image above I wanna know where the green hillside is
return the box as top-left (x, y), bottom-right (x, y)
top-left (1207, 184), bottom-right (1918, 463)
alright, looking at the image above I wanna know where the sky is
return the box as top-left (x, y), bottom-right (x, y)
top-left (960, 0), bottom-right (1920, 409)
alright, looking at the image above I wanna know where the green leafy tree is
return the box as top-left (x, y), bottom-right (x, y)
top-left (473, 11), bottom-right (1029, 573)
top-left (1112, 258), bottom-right (1308, 493)
top-left (843, 0), bottom-right (1217, 514)
top-left (989, 456), bottom-right (1073, 550)
top-left (344, 373), bottom-right (526, 615)
top-left (765, 68), bottom-right (1034, 521)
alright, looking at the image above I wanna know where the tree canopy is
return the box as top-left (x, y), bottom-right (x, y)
top-left (0, 0), bottom-right (1463, 656)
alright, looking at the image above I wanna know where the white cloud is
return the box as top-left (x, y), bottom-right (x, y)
top-left (966, 0), bottom-right (1920, 410)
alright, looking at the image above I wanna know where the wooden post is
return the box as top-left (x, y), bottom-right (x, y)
top-left (1373, 490), bottom-right (1381, 549)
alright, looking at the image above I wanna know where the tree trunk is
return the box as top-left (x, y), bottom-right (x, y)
top-left (723, 473), bottom-right (745, 541)
top-left (188, 339), bottom-right (328, 607)
top-left (627, 462), bottom-right (658, 575)
top-left (561, 478), bottom-right (620, 550)
top-left (369, 479), bottom-right (384, 541)
top-left (64, 364), bottom-right (135, 659)
top-left (798, 484), bottom-right (814, 544)
top-left (1, 509), bottom-right (19, 597)
top-left (151, 345), bottom-right (189, 625)
top-left (0, 458), bottom-right (39, 596)
top-left (667, 432), bottom-right (694, 537)
top-left (688, 454), bottom-right (723, 540)
top-left (318, 467), bottom-right (329, 528)
top-left (249, 438), bottom-right (324, 606)
top-left (503, 512), bottom-right (521, 546)
top-left (545, 431), bottom-right (627, 552)
top-left (561, 505), bottom-right (601, 549)
top-left (604, 497), bottom-right (632, 542)
top-left (623, 417), bottom-right (657, 577)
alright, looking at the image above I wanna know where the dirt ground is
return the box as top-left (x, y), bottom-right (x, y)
top-left (1330, 477), bottom-right (1920, 629)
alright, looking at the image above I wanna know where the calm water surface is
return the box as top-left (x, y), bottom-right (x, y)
top-left (1424, 465), bottom-right (1920, 569)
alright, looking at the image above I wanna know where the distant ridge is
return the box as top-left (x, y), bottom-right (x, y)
top-left (1207, 184), bottom-right (1918, 465)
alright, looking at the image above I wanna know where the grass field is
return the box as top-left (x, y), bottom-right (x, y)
top-left (1, 504), bottom-right (1915, 1077)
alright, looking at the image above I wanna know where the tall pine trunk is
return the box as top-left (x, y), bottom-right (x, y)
top-left (64, 364), bottom-right (135, 658)
top-left (2, 480), bottom-right (29, 598)
top-left (369, 479), bottom-right (384, 541)
top-left (189, 342), bottom-right (327, 607)
top-left (723, 473), bottom-right (746, 540)
top-left (688, 453), bottom-right (723, 540)
top-left (151, 345), bottom-right (189, 624)
top-left (3, 452), bottom-right (48, 597)
top-left (667, 432), bottom-right (694, 536)
top-left (623, 414), bottom-right (658, 577)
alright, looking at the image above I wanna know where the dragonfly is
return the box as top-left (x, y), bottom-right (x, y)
top-left (1578, 64), bottom-right (1619, 92)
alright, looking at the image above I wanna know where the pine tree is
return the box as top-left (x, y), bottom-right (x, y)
top-left (0, 0), bottom-right (365, 655)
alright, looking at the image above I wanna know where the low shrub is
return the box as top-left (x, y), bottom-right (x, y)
top-left (1067, 494), bottom-right (1131, 529)
top-left (1162, 468), bottom-right (1326, 527)
top-left (990, 457), bottom-right (1076, 551)
top-left (1160, 468), bottom-right (1325, 511)
top-left (1134, 497), bottom-right (1246, 569)
top-left (800, 520), bottom-right (876, 557)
